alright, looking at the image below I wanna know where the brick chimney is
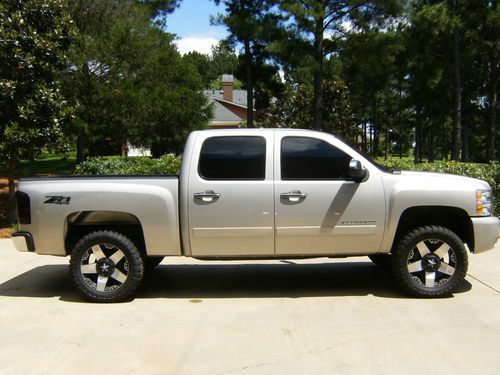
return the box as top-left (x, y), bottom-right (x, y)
top-left (222, 74), bottom-right (233, 102)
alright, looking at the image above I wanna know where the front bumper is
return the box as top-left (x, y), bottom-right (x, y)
top-left (471, 216), bottom-right (500, 253)
top-left (12, 232), bottom-right (35, 252)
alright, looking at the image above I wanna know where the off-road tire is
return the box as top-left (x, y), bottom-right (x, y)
top-left (392, 225), bottom-right (468, 298)
top-left (70, 230), bottom-right (144, 303)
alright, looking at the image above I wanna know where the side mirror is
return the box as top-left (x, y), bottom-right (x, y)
top-left (348, 159), bottom-right (366, 182)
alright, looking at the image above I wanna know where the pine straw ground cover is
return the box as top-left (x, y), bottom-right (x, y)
top-left (0, 178), bottom-right (14, 238)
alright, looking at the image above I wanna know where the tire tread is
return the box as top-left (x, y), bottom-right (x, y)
top-left (69, 230), bottom-right (144, 303)
top-left (392, 225), bottom-right (468, 298)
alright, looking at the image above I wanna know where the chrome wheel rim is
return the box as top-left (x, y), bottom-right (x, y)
top-left (407, 239), bottom-right (457, 288)
top-left (80, 243), bottom-right (129, 292)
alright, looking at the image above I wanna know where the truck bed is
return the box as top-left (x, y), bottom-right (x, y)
top-left (17, 175), bottom-right (181, 256)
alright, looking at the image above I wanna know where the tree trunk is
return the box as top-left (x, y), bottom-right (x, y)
top-left (398, 85), bottom-right (403, 159)
top-left (369, 121), bottom-right (374, 155)
top-left (428, 130), bottom-right (434, 163)
top-left (385, 111), bottom-right (389, 161)
top-left (76, 133), bottom-right (90, 164)
top-left (415, 108), bottom-right (422, 163)
top-left (489, 83), bottom-right (498, 162)
top-left (7, 159), bottom-right (17, 225)
top-left (488, 87), bottom-right (498, 161)
top-left (244, 39), bottom-right (254, 128)
top-left (488, 1), bottom-right (498, 161)
top-left (121, 143), bottom-right (128, 157)
top-left (312, 14), bottom-right (324, 130)
top-left (451, 5), bottom-right (462, 161)
top-left (384, 127), bottom-right (388, 160)
top-left (399, 121), bottom-right (403, 159)
top-left (372, 98), bottom-right (379, 156)
top-left (362, 122), bottom-right (367, 152)
top-left (461, 117), bottom-right (469, 162)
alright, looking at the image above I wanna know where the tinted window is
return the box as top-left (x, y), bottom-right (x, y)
top-left (281, 137), bottom-right (352, 180)
top-left (199, 136), bottom-right (266, 180)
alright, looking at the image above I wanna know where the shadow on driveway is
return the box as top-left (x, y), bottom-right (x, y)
top-left (0, 261), bottom-right (472, 302)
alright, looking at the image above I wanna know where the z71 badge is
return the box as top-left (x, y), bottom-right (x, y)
top-left (44, 196), bottom-right (71, 205)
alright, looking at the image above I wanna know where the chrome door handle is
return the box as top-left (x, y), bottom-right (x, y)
top-left (194, 190), bottom-right (221, 202)
top-left (280, 190), bottom-right (308, 202)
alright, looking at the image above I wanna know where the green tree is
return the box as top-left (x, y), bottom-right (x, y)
top-left (213, 0), bottom-right (282, 128)
top-left (183, 51), bottom-right (214, 87)
top-left (183, 41), bottom-right (239, 88)
top-left (404, 1), bottom-right (470, 162)
top-left (64, 0), bottom-right (209, 161)
top-left (276, 0), bottom-right (400, 130)
top-left (0, 0), bottom-right (75, 223)
top-left (260, 79), bottom-right (354, 143)
top-left (341, 26), bottom-right (406, 156)
top-left (211, 40), bottom-right (239, 77)
top-left (482, 0), bottom-right (500, 161)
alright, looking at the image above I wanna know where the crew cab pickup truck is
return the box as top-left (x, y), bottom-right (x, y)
top-left (12, 129), bottom-right (499, 302)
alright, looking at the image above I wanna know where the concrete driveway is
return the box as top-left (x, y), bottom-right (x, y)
top-left (0, 239), bottom-right (499, 375)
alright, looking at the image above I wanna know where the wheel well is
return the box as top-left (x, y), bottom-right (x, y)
top-left (65, 211), bottom-right (146, 256)
top-left (393, 206), bottom-right (474, 252)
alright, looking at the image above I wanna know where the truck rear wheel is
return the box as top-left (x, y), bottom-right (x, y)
top-left (69, 230), bottom-right (144, 303)
top-left (392, 225), bottom-right (468, 298)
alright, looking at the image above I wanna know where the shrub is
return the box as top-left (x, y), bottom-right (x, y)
top-left (376, 158), bottom-right (499, 216)
top-left (75, 154), bottom-right (182, 175)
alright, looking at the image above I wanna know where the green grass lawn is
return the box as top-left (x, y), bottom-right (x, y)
top-left (1, 153), bottom-right (76, 177)
top-left (17, 156), bottom-right (76, 176)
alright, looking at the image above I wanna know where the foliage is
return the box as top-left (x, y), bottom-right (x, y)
top-left (260, 80), bottom-right (355, 143)
top-left (236, 0), bottom-right (497, 162)
top-left (377, 158), bottom-right (500, 215)
top-left (0, 0), bottom-right (75, 163)
top-left (273, 0), bottom-right (400, 130)
top-left (208, 76), bottom-right (244, 90)
top-left (342, 27), bottom-right (407, 156)
top-left (212, 0), bottom-right (284, 127)
top-left (75, 155), bottom-right (182, 175)
top-left (63, 0), bottom-right (210, 162)
top-left (183, 41), bottom-right (240, 88)
top-left (0, 0), bottom-right (76, 222)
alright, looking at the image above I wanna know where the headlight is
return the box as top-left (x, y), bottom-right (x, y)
top-left (476, 190), bottom-right (492, 216)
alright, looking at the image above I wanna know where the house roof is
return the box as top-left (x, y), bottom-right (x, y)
top-left (211, 100), bottom-right (243, 122)
top-left (204, 89), bottom-right (248, 107)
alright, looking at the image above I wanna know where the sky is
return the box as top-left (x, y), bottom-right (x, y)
top-left (165, 0), bottom-right (228, 55)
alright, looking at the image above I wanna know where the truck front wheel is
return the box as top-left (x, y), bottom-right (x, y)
top-left (69, 230), bottom-right (144, 302)
top-left (392, 225), bottom-right (468, 298)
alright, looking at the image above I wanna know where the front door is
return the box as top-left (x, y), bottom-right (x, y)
top-left (188, 132), bottom-right (275, 257)
top-left (274, 133), bottom-right (386, 256)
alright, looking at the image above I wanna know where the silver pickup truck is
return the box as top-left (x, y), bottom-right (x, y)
top-left (12, 129), bottom-right (499, 302)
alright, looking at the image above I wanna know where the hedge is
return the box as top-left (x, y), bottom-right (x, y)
top-left (75, 154), bottom-right (182, 175)
top-left (75, 155), bottom-right (498, 215)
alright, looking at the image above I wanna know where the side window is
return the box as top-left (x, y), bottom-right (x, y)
top-left (281, 136), bottom-right (352, 180)
top-left (199, 136), bottom-right (266, 180)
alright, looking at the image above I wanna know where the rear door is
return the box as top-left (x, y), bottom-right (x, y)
top-left (274, 132), bottom-right (386, 256)
top-left (188, 131), bottom-right (275, 257)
